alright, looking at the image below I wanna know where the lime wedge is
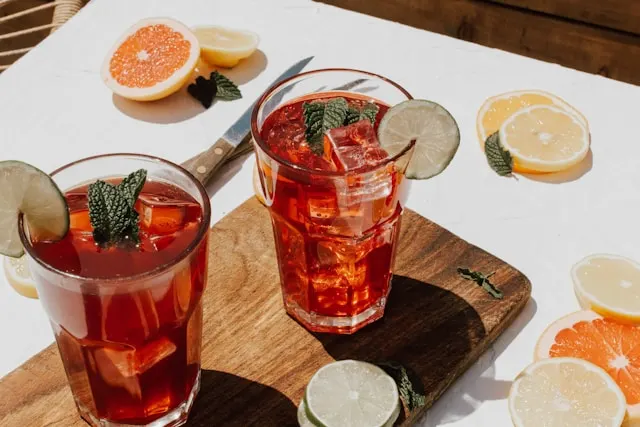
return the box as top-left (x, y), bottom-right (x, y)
top-left (304, 360), bottom-right (400, 427)
top-left (0, 161), bottom-right (69, 257)
top-left (378, 99), bottom-right (460, 179)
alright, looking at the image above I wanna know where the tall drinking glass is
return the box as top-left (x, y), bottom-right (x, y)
top-left (251, 69), bottom-right (414, 334)
top-left (19, 154), bottom-right (210, 426)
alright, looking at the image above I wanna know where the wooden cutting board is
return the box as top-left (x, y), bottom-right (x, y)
top-left (0, 197), bottom-right (531, 426)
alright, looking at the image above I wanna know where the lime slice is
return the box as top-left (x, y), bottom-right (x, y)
top-left (0, 161), bottom-right (69, 257)
top-left (3, 255), bottom-right (38, 299)
top-left (304, 360), bottom-right (400, 427)
top-left (378, 99), bottom-right (460, 179)
top-left (298, 399), bottom-right (319, 427)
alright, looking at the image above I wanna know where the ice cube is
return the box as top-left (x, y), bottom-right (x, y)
top-left (94, 337), bottom-right (177, 381)
top-left (326, 120), bottom-right (389, 172)
top-left (137, 195), bottom-right (193, 236)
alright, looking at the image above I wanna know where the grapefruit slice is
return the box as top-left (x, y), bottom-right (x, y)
top-left (535, 310), bottom-right (640, 424)
top-left (573, 254), bottom-right (640, 324)
top-left (102, 18), bottom-right (200, 101)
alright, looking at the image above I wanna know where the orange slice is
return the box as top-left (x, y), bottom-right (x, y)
top-left (477, 90), bottom-right (588, 173)
top-left (101, 18), bottom-right (200, 101)
top-left (535, 311), bottom-right (640, 424)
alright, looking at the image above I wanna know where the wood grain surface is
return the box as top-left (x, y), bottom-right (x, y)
top-left (318, 0), bottom-right (640, 86)
top-left (0, 197), bottom-right (531, 426)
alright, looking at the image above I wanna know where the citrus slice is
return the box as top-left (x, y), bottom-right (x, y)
top-left (298, 399), bottom-right (318, 427)
top-left (509, 357), bottom-right (626, 427)
top-left (304, 360), bottom-right (400, 427)
top-left (477, 90), bottom-right (588, 145)
top-left (192, 26), bottom-right (259, 68)
top-left (102, 18), bottom-right (200, 101)
top-left (3, 255), bottom-right (37, 299)
top-left (499, 105), bottom-right (590, 173)
top-left (535, 310), bottom-right (640, 422)
top-left (252, 163), bottom-right (266, 206)
top-left (572, 254), bottom-right (640, 324)
top-left (0, 161), bottom-right (69, 257)
top-left (377, 99), bottom-right (460, 179)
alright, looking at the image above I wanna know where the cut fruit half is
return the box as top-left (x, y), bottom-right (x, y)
top-left (304, 360), bottom-right (400, 427)
top-left (3, 255), bottom-right (37, 299)
top-left (193, 26), bottom-right (259, 68)
top-left (572, 254), bottom-right (640, 324)
top-left (102, 18), bottom-right (200, 101)
top-left (377, 99), bottom-right (460, 179)
top-left (499, 105), bottom-right (590, 173)
top-left (0, 161), bottom-right (69, 257)
top-left (535, 310), bottom-right (640, 423)
top-left (509, 357), bottom-right (626, 427)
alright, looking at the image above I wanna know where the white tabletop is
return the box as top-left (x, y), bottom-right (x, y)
top-left (1, 0), bottom-right (640, 425)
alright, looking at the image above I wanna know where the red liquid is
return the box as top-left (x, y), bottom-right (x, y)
top-left (257, 93), bottom-right (408, 333)
top-left (30, 180), bottom-right (207, 425)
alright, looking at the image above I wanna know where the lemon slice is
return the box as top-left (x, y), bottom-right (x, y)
top-left (304, 360), bottom-right (400, 427)
top-left (3, 255), bottom-right (37, 299)
top-left (192, 26), bottom-right (259, 68)
top-left (377, 99), bottom-right (460, 179)
top-left (572, 254), bottom-right (640, 324)
top-left (0, 161), bottom-right (69, 257)
top-left (499, 105), bottom-right (590, 173)
top-left (509, 357), bottom-right (626, 427)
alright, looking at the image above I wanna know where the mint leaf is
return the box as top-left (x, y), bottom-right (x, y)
top-left (212, 71), bottom-right (242, 101)
top-left (117, 169), bottom-right (147, 208)
top-left (303, 97), bottom-right (349, 155)
top-left (88, 170), bottom-right (147, 246)
top-left (374, 361), bottom-right (426, 412)
top-left (360, 102), bottom-right (379, 124)
top-left (457, 267), bottom-right (504, 299)
top-left (188, 76), bottom-right (217, 109)
top-left (345, 106), bottom-right (360, 125)
top-left (485, 132), bottom-right (513, 176)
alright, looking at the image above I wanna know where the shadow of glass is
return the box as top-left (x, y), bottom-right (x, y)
top-left (312, 275), bottom-right (486, 423)
top-left (112, 50), bottom-right (268, 125)
top-left (422, 298), bottom-right (537, 426)
top-left (521, 150), bottom-right (592, 184)
top-left (188, 369), bottom-right (297, 427)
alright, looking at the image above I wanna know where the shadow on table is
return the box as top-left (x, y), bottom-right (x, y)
top-left (187, 369), bottom-right (297, 427)
top-left (312, 275), bottom-right (487, 425)
top-left (112, 50), bottom-right (268, 124)
top-left (422, 298), bottom-right (537, 426)
top-left (521, 150), bottom-right (592, 184)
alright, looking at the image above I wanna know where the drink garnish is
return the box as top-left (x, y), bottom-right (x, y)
top-left (457, 267), bottom-right (504, 299)
top-left (374, 360), bottom-right (426, 412)
top-left (484, 131), bottom-right (513, 176)
top-left (303, 97), bottom-right (349, 154)
top-left (0, 161), bottom-right (69, 257)
top-left (187, 71), bottom-right (242, 108)
top-left (377, 99), bottom-right (460, 179)
top-left (88, 169), bottom-right (147, 246)
top-left (345, 102), bottom-right (379, 126)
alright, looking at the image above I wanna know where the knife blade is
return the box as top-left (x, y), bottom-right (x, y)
top-left (182, 56), bottom-right (314, 185)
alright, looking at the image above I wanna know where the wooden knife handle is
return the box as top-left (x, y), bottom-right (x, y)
top-left (181, 138), bottom-right (238, 185)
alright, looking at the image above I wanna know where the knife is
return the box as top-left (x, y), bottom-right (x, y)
top-left (181, 56), bottom-right (314, 185)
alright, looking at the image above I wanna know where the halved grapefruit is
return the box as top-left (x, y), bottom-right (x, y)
top-left (535, 310), bottom-right (640, 425)
top-left (101, 18), bottom-right (200, 101)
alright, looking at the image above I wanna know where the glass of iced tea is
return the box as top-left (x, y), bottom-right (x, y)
top-left (18, 154), bottom-right (210, 426)
top-left (251, 69), bottom-right (415, 334)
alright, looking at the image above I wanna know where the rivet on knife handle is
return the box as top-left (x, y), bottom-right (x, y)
top-left (183, 138), bottom-right (236, 185)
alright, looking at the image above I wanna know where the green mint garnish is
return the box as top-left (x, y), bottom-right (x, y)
top-left (187, 71), bottom-right (241, 108)
top-left (88, 169), bottom-right (147, 246)
top-left (485, 131), bottom-right (513, 176)
top-left (303, 97), bottom-right (349, 155)
top-left (345, 106), bottom-right (360, 126)
top-left (345, 102), bottom-right (379, 126)
top-left (374, 361), bottom-right (426, 412)
top-left (457, 267), bottom-right (504, 299)
top-left (211, 71), bottom-right (242, 101)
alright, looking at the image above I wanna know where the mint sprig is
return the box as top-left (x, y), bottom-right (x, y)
top-left (374, 361), bottom-right (426, 412)
top-left (211, 71), bottom-right (242, 101)
top-left (344, 102), bottom-right (379, 126)
top-left (485, 131), bottom-right (513, 176)
top-left (457, 267), bottom-right (504, 299)
top-left (88, 169), bottom-right (147, 246)
top-left (303, 97), bottom-right (349, 155)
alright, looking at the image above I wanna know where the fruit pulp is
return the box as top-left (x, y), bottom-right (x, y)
top-left (29, 179), bottom-right (208, 425)
top-left (257, 92), bottom-right (409, 333)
